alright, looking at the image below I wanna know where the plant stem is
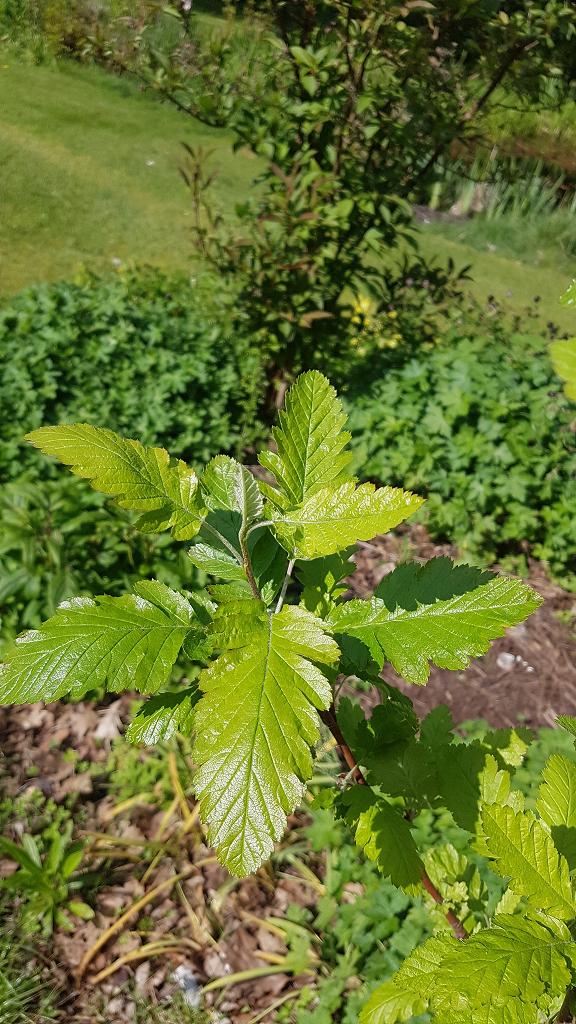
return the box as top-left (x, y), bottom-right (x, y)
top-left (275, 558), bottom-right (295, 614)
top-left (320, 704), bottom-right (467, 941)
top-left (240, 529), bottom-right (262, 601)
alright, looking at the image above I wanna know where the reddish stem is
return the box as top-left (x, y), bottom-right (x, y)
top-left (321, 704), bottom-right (467, 941)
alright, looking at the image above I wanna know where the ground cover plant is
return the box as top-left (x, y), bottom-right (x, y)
top-left (3, 370), bottom-right (576, 1020)
top-left (345, 323), bottom-right (576, 585)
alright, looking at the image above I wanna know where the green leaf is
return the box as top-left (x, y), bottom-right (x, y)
top-left (337, 786), bottom-right (424, 887)
top-left (26, 425), bottom-right (204, 540)
top-left (436, 742), bottom-right (488, 832)
top-left (557, 714), bottom-right (576, 740)
top-left (273, 481), bottom-right (423, 559)
top-left (328, 572), bottom-right (542, 682)
top-left (359, 979), bottom-right (426, 1024)
top-left (193, 602), bottom-right (339, 875)
top-left (537, 754), bottom-right (576, 869)
top-left (0, 581), bottom-right (201, 704)
top-left (478, 804), bottom-right (575, 920)
top-left (0, 838), bottom-right (47, 881)
top-left (201, 455), bottom-right (263, 526)
top-left (126, 688), bottom-right (200, 745)
top-left (550, 337), bottom-right (576, 400)
top-left (296, 549), bottom-right (354, 616)
top-left (68, 900), bottom-right (94, 920)
top-left (435, 915), bottom-right (573, 1011)
top-left (259, 371), bottom-right (353, 511)
top-left (538, 754), bottom-right (576, 827)
top-left (188, 543), bottom-right (245, 580)
top-left (375, 557), bottom-right (493, 609)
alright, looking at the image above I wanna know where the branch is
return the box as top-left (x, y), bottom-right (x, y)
top-left (320, 704), bottom-right (467, 941)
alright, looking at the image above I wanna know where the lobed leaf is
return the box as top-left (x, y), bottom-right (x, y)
top-left (337, 786), bottom-right (424, 887)
top-left (193, 602), bottom-right (339, 876)
top-left (478, 804), bottom-right (575, 920)
top-left (259, 370), bottom-right (353, 511)
top-left (359, 980), bottom-right (426, 1024)
top-left (329, 570), bottom-right (542, 683)
top-left (201, 455), bottom-right (263, 526)
top-left (0, 581), bottom-right (203, 704)
top-left (26, 424), bottom-right (204, 540)
top-left (537, 753), bottom-right (576, 869)
top-left (126, 688), bottom-right (200, 745)
top-left (272, 481), bottom-right (423, 559)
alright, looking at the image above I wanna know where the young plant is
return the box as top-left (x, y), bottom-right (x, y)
top-left (0, 825), bottom-right (93, 936)
top-left (0, 371), bottom-right (562, 1016)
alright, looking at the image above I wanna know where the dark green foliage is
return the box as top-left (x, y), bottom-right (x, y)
top-left (0, 267), bottom-right (262, 483)
top-left (346, 329), bottom-right (576, 582)
top-left (0, 475), bottom-right (199, 655)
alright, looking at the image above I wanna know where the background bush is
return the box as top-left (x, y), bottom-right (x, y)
top-left (0, 266), bottom-right (263, 483)
top-left (346, 323), bottom-right (576, 583)
top-left (0, 266), bottom-right (263, 650)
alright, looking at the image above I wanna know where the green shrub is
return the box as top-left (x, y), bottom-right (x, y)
top-left (346, 328), bottom-right (576, 583)
top-left (0, 475), bottom-right (200, 654)
top-left (0, 267), bottom-right (262, 483)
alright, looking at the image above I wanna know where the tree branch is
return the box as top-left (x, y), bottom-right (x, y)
top-left (320, 704), bottom-right (467, 941)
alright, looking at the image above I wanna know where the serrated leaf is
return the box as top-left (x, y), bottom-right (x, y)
top-left (0, 581), bottom-right (200, 704)
top-left (375, 556), bottom-right (493, 610)
top-left (193, 603), bottom-right (339, 875)
top-left (478, 804), bottom-right (575, 919)
top-left (328, 573), bottom-right (542, 683)
top-left (557, 714), bottom-right (576, 741)
top-left (478, 753), bottom-right (523, 811)
top-left (26, 425), bottom-right (204, 540)
top-left (273, 481), bottom-right (423, 559)
top-left (126, 688), bottom-right (200, 745)
top-left (337, 786), bottom-right (424, 887)
top-left (419, 704), bottom-right (454, 747)
top-left (188, 543), bottom-right (245, 580)
top-left (359, 979), bottom-right (427, 1024)
top-left (296, 549), bottom-right (354, 616)
top-left (201, 455), bottom-right (263, 526)
top-left (551, 337), bottom-right (576, 400)
top-left (538, 754), bottom-right (576, 828)
top-left (537, 754), bottom-right (576, 869)
top-left (435, 915), bottom-right (574, 1009)
top-left (258, 370), bottom-right (353, 511)
top-left (437, 742), bottom-right (488, 831)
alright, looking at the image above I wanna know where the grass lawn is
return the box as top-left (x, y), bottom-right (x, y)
top-left (1, 58), bottom-right (575, 331)
top-left (0, 60), bottom-right (258, 294)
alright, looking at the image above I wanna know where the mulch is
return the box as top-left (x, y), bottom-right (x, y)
top-left (0, 523), bottom-right (574, 1021)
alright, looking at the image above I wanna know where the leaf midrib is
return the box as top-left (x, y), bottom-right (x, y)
top-left (238, 612), bottom-right (274, 862)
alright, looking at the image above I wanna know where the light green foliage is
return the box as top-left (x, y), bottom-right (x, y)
top-left (478, 804), bottom-right (575, 920)
top-left (329, 570), bottom-right (540, 683)
top-left (26, 425), bottom-right (205, 540)
top-left (272, 481), bottom-right (423, 560)
top-left (259, 372), bottom-right (352, 510)
top-left (0, 828), bottom-right (92, 937)
top-left (363, 916), bottom-right (575, 1023)
top-left (194, 601), bottom-right (338, 875)
top-left (551, 337), bottom-right (576, 400)
top-left (0, 370), bottom-right (542, 909)
top-left (0, 581), bottom-right (204, 704)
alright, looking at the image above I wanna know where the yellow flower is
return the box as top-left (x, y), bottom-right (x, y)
top-left (387, 310), bottom-right (398, 320)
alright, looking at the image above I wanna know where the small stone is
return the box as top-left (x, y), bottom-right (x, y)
top-left (497, 652), bottom-right (516, 672)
